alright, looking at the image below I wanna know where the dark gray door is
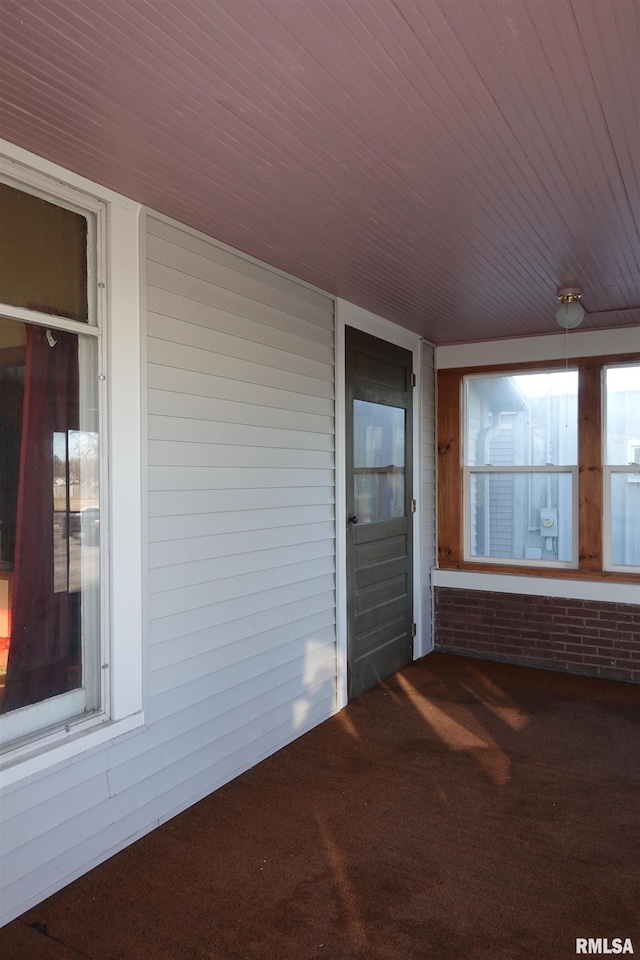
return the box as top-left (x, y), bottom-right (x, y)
top-left (345, 326), bottom-right (414, 700)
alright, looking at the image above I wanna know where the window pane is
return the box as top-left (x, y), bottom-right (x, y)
top-left (610, 474), bottom-right (640, 567)
top-left (353, 400), bottom-right (405, 523)
top-left (0, 318), bottom-right (99, 728)
top-left (605, 364), bottom-right (640, 466)
top-left (469, 471), bottom-right (573, 562)
top-left (465, 371), bottom-right (578, 466)
top-left (0, 182), bottom-right (89, 322)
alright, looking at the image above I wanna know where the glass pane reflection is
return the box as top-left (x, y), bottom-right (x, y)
top-left (353, 400), bottom-right (405, 523)
top-left (610, 473), bottom-right (640, 567)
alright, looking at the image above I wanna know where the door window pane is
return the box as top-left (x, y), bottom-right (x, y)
top-left (0, 183), bottom-right (89, 322)
top-left (469, 472), bottom-right (573, 562)
top-left (353, 400), bottom-right (405, 523)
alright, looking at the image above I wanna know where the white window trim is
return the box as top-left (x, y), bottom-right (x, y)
top-left (431, 568), bottom-right (640, 605)
top-left (0, 141), bottom-right (144, 786)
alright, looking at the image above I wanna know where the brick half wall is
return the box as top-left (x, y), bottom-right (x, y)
top-left (434, 586), bottom-right (640, 682)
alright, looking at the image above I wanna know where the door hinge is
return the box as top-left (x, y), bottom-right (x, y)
top-left (411, 499), bottom-right (417, 513)
top-left (411, 372), bottom-right (416, 387)
top-left (411, 623), bottom-right (417, 638)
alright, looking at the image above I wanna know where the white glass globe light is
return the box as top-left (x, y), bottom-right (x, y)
top-left (556, 298), bottom-right (585, 329)
top-left (556, 286), bottom-right (584, 329)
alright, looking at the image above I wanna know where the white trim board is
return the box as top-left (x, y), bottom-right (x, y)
top-left (335, 299), bottom-right (427, 709)
top-left (437, 327), bottom-right (640, 369)
top-left (432, 568), bottom-right (639, 605)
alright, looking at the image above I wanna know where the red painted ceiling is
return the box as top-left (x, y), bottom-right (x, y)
top-left (1, 0), bottom-right (639, 344)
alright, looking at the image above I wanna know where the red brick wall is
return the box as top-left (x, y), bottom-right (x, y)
top-left (434, 587), bottom-right (640, 682)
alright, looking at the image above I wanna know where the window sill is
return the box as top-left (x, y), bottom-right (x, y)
top-left (0, 710), bottom-right (145, 789)
top-left (432, 567), bottom-right (640, 605)
top-left (436, 558), bottom-right (640, 583)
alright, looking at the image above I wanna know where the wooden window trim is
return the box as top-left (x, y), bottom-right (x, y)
top-left (437, 352), bottom-right (640, 583)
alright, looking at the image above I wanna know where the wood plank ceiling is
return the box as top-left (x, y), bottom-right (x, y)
top-left (0, 0), bottom-right (638, 344)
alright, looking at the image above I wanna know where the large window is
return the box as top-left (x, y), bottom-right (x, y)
top-left (464, 370), bottom-right (578, 567)
top-left (0, 177), bottom-right (104, 749)
top-left (438, 356), bottom-right (640, 581)
top-left (0, 148), bottom-right (142, 780)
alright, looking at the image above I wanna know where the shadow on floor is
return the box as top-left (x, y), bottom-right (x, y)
top-left (1, 652), bottom-right (639, 960)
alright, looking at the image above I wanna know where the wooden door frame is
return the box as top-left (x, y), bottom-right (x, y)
top-left (335, 299), bottom-right (425, 710)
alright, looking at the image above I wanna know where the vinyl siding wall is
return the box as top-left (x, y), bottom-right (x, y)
top-left (144, 213), bottom-right (338, 772)
top-left (0, 213), bottom-right (338, 925)
top-left (0, 209), bottom-right (438, 928)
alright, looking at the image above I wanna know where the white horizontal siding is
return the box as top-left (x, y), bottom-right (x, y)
top-left (147, 286), bottom-right (333, 356)
top-left (149, 577), bottom-right (335, 646)
top-left (148, 414), bottom-right (334, 451)
top-left (147, 233), bottom-right (333, 329)
top-left (149, 311), bottom-right (333, 380)
top-left (147, 363), bottom-right (334, 415)
top-left (145, 216), bottom-right (337, 798)
top-left (149, 505), bottom-right (334, 543)
top-left (149, 521), bottom-right (336, 568)
top-left (150, 606), bottom-right (336, 672)
top-left (148, 388), bottom-right (333, 433)
top-left (148, 440), bottom-right (333, 469)
top-left (0, 212), bottom-right (337, 926)
top-left (148, 487), bottom-right (334, 519)
top-left (147, 337), bottom-right (333, 398)
top-left (149, 557), bottom-right (335, 621)
top-left (146, 219), bottom-right (332, 310)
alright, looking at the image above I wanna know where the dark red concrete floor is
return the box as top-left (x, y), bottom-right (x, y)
top-left (2, 652), bottom-right (639, 960)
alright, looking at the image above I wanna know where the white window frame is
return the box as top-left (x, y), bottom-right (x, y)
top-left (462, 370), bottom-right (579, 570)
top-left (603, 363), bottom-right (640, 574)
top-left (0, 143), bottom-right (144, 784)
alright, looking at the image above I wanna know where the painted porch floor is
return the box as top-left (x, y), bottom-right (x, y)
top-left (1, 651), bottom-right (639, 960)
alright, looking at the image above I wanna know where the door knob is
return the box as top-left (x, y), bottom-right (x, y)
top-left (348, 515), bottom-right (358, 525)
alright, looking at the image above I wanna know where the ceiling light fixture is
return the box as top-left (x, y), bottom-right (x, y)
top-left (556, 284), bottom-right (585, 329)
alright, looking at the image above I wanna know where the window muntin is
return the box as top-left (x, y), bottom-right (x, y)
top-left (463, 371), bottom-right (578, 568)
top-left (0, 179), bottom-right (103, 751)
top-left (604, 363), bottom-right (640, 572)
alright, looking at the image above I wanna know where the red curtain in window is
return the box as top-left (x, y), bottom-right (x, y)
top-left (3, 325), bottom-right (78, 713)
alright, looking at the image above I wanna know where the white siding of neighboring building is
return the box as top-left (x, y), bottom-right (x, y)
top-left (0, 212), bottom-right (338, 926)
